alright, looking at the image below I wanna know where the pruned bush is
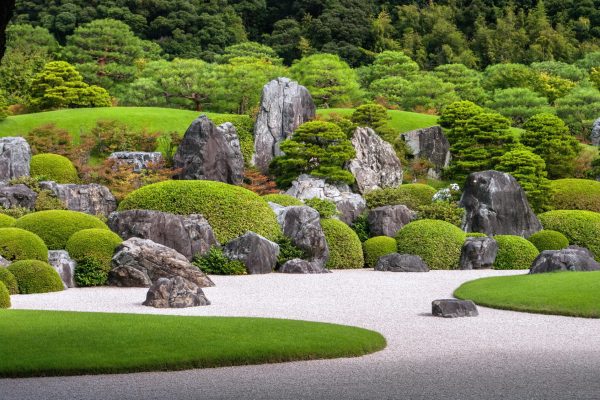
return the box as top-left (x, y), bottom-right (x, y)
top-left (0, 268), bottom-right (18, 294)
top-left (193, 247), bottom-right (247, 275)
top-left (493, 235), bottom-right (540, 270)
top-left (549, 179), bottom-right (600, 213)
top-left (363, 236), bottom-right (397, 268)
top-left (0, 227), bottom-right (48, 262)
top-left (275, 235), bottom-right (306, 266)
top-left (321, 218), bottom-right (364, 269)
top-left (0, 282), bottom-right (9, 308)
top-left (527, 230), bottom-right (569, 251)
top-left (0, 214), bottom-right (16, 228)
top-left (262, 194), bottom-right (303, 207)
top-left (538, 210), bottom-right (600, 259)
top-left (350, 212), bottom-right (371, 242)
top-left (365, 184), bottom-right (436, 209)
top-left (66, 228), bottom-right (122, 286)
top-left (30, 153), bottom-right (79, 183)
top-left (7, 260), bottom-right (64, 294)
top-left (417, 201), bottom-right (464, 227)
top-left (304, 198), bottom-right (339, 219)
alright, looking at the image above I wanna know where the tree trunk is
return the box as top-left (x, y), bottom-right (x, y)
top-left (0, 0), bottom-right (15, 62)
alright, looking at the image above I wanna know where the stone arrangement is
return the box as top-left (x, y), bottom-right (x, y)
top-left (40, 181), bottom-right (117, 217)
top-left (375, 253), bottom-right (429, 272)
top-left (108, 151), bottom-right (164, 172)
top-left (459, 237), bottom-right (498, 270)
top-left (401, 126), bottom-right (451, 179)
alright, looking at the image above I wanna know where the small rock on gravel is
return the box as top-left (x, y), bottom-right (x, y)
top-left (375, 253), bottom-right (429, 272)
top-left (432, 299), bottom-right (479, 318)
top-left (143, 276), bottom-right (210, 308)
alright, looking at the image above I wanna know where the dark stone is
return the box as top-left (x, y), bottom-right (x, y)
top-left (252, 77), bottom-right (316, 173)
top-left (223, 232), bottom-right (279, 274)
top-left (108, 210), bottom-right (218, 261)
top-left (460, 237), bottom-right (498, 270)
top-left (368, 205), bottom-right (416, 237)
top-left (460, 170), bottom-right (542, 237)
top-left (0, 137), bottom-right (30, 180)
top-left (401, 126), bottom-right (451, 179)
top-left (173, 115), bottom-right (244, 184)
top-left (108, 151), bottom-right (164, 172)
top-left (530, 247), bottom-right (600, 274)
top-left (432, 299), bottom-right (479, 318)
top-left (143, 276), bottom-right (210, 308)
top-left (40, 182), bottom-right (117, 217)
top-left (278, 258), bottom-right (330, 274)
top-left (48, 250), bottom-right (76, 288)
top-left (375, 253), bottom-right (429, 272)
top-left (0, 183), bottom-right (36, 209)
top-left (591, 117), bottom-right (600, 146)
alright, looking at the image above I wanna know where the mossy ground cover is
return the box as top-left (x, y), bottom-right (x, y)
top-left (0, 310), bottom-right (386, 378)
top-left (454, 271), bottom-right (600, 318)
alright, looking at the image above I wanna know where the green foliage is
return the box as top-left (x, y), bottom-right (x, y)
top-left (393, 73), bottom-right (460, 113)
top-left (66, 229), bottom-right (122, 286)
top-left (0, 282), bottom-right (9, 309)
top-left (539, 210), bottom-right (600, 259)
top-left (364, 184), bottom-right (436, 209)
top-left (555, 86), bottom-right (600, 137)
top-left (527, 230), bottom-right (570, 252)
top-left (549, 179), bottom-right (600, 212)
top-left (363, 236), bottom-right (397, 268)
top-left (118, 180), bottom-right (281, 243)
top-left (433, 64), bottom-right (488, 104)
top-left (7, 260), bottom-right (64, 294)
top-left (30, 153), bottom-right (79, 183)
top-left (262, 194), bottom-right (303, 207)
top-left (351, 104), bottom-right (389, 128)
top-left (439, 101), bottom-right (484, 130)
top-left (74, 258), bottom-right (107, 287)
top-left (321, 219), bottom-right (364, 269)
top-left (417, 201), bottom-right (464, 227)
top-left (395, 219), bottom-right (466, 270)
top-left (0, 92), bottom-right (8, 121)
top-left (482, 63), bottom-right (536, 91)
top-left (216, 42), bottom-right (282, 65)
top-left (0, 214), bottom-right (16, 228)
top-left (15, 210), bottom-right (109, 250)
top-left (0, 207), bottom-right (30, 219)
top-left (493, 235), bottom-right (540, 270)
top-left (487, 88), bottom-right (553, 126)
top-left (275, 235), bottom-right (306, 266)
top-left (0, 228), bottom-right (48, 262)
top-left (34, 190), bottom-right (67, 212)
top-left (369, 51), bottom-right (419, 82)
top-left (304, 198), bottom-right (339, 219)
top-left (81, 120), bottom-right (159, 158)
top-left (0, 269), bottom-right (19, 295)
top-left (350, 213), bottom-right (371, 242)
top-left (193, 247), bottom-right (247, 275)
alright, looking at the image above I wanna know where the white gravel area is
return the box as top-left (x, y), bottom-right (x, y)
top-left (4, 269), bottom-right (600, 400)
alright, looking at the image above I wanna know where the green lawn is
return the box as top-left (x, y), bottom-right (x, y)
top-left (317, 108), bottom-right (439, 133)
top-left (454, 271), bottom-right (600, 318)
top-left (0, 310), bottom-right (386, 378)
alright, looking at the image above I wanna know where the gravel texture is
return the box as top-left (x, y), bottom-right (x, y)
top-left (4, 269), bottom-right (600, 400)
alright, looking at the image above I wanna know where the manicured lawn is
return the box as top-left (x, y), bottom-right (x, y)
top-left (317, 108), bottom-right (439, 133)
top-left (0, 310), bottom-right (386, 378)
top-left (454, 271), bottom-right (600, 318)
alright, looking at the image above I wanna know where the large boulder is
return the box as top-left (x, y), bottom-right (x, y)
top-left (173, 115), bottom-right (244, 185)
top-left (223, 232), bottom-right (279, 274)
top-left (460, 171), bottom-right (542, 237)
top-left (0, 183), bottom-right (36, 209)
top-left (252, 77), bottom-right (316, 173)
top-left (109, 238), bottom-right (214, 288)
top-left (459, 237), bottom-right (498, 270)
top-left (108, 151), bottom-right (164, 172)
top-left (346, 127), bottom-right (403, 194)
top-left (0, 137), bottom-right (30, 181)
top-left (591, 117), bottom-right (600, 146)
top-left (278, 258), bottom-right (329, 274)
top-left (375, 253), bottom-right (429, 272)
top-left (40, 182), bottom-right (117, 217)
top-left (143, 276), bottom-right (210, 308)
top-left (285, 174), bottom-right (366, 224)
top-left (47, 250), bottom-right (76, 288)
top-left (368, 205), bottom-right (416, 237)
top-left (108, 210), bottom-right (218, 261)
top-left (401, 126), bottom-right (451, 179)
top-left (529, 247), bottom-right (600, 274)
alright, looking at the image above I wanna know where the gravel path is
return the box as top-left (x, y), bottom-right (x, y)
top-left (3, 269), bottom-right (600, 400)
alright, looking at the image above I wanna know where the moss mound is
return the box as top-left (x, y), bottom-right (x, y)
top-left (0, 228), bottom-right (48, 262)
top-left (395, 219), bottom-right (466, 270)
top-left (365, 183), bottom-right (436, 209)
top-left (14, 210), bottom-right (109, 250)
top-left (321, 219), bottom-right (364, 269)
top-left (550, 179), bottom-right (600, 212)
top-left (538, 210), bottom-right (600, 259)
top-left (0, 282), bottom-right (9, 309)
top-left (30, 153), bottom-right (79, 183)
top-left (363, 236), bottom-right (397, 268)
top-left (493, 235), bottom-right (540, 270)
top-left (262, 194), bottom-right (304, 207)
top-left (527, 230), bottom-right (569, 251)
top-left (66, 229), bottom-right (122, 286)
top-left (0, 268), bottom-right (18, 295)
top-left (118, 180), bottom-right (281, 243)
top-left (7, 260), bottom-right (64, 294)
top-left (0, 214), bottom-right (16, 228)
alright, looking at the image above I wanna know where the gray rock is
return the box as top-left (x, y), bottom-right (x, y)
top-left (368, 205), bottom-right (416, 237)
top-left (375, 253), bottom-right (429, 272)
top-left (278, 258), bottom-right (330, 274)
top-left (432, 299), bottom-right (479, 318)
top-left (401, 126), bottom-right (451, 179)
top-left (568, 245), bottom-right (595, 259)
top-left (40, 182), bottom-right (117, 217)
top-left (109, 238), bottom-right (214, 288)
top-left (0, 255), bottom-right (10, 267)
top-left (173, 115), bottom-right (244, 184)
top-left (108, 151), bottom-right (164, 172)
top-left (591, 117), bottom-right (600, 146)
top-left (48, 250), bottom-right (76, 288)
top-left (252, 77), bottom-right (316, 173)
top-left (459, 237), bottom-right (498, 270)
top-left (530, 248), bottom-right (600, 274)
top-left (460, 171), bottom-right (542, 237)
top-left (108, 210), bottom-right (218, 261)
top-left (346, 127), bottom-right (403, 194)
top-left (0, 137), bottom-right (30, 180)
top-left (223, 232), bottom-right (279, 275)
top-left (0, 182), bottom-right (36, 209)
top-left (143, 276), bottom-right (210, 308)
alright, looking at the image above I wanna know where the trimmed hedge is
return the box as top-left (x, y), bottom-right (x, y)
top-left (549, 179), bottom-right (600, 212)
top-left (493, 235), bottom-right (540, 270)
top-left (363, 236), bottom-right (397, 268)
top-left (538, 210), bottom-right (600, 259)
top-left (118, 180), bottom-right (281, 243)
top-left (7, 260), bottom-right (64, 294)
top-left (0, 268), bottom-right (18, 295)
top-left (395, 219), bottom-right (466, 270)
top-left (0, 214), bottom-right (16, 228)
top-left (321, 219), bottom-right (364, 269)
top-left (365, 183), bottom-right (436, 209)
top-left (15, 210), bottom-right (109, 250)
top-left (304, 198), bottom-right (338, 219)
top-left (0, 228), bottom-right (48, 262)
top-left (30, 153), bottom-right (79, 184)
top-left (262, 194), bottom-right (304, 207)
top-left (527, 230), bottom-right (569, 251)
top-left (66, 229), bottom-right (123, 286)
top-left (0, 281), bottom-right (9, 309)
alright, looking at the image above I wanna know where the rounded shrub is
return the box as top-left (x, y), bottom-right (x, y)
top-left (466, 232), bottom-right (487, 238)
top-left (549, 179), bottom-right (600, 212)
top-left (527, 230), bottom-right (569, 251)
top-left (118, 180), bottom-right (281, 243)
top-left (14, 210), bottom-right (109, 250)
top-left (304, 198), bottom-right (339, 219)
top-left (0, 268), bottom-right (18, 294)
top-left (365, 183), bottom-right (436, 209)
top-left (262, 194), bottom-right (303, 207)
top-left (0, 281), bottom-right (9, 309)
top-left (66, 228), bottom-right (123, 286)
top-left (538, 210), bottom-right (600, 258)
top-left (0, 228), bottom-right (48, 262)
top-left (0, 214), bottom-right (16, 228)
top-left (493, 235), bottom-right (540, 270)
top-left (321, 219), bottom-right (364, 269)
top-left (395, 219), bottom-right (466, 270)
top-left (7, 260), bottom-right (64, 294)
top-left (363, 236), bottom-right (397, 268)
top-left (30, 153), bottom-right (79, 183)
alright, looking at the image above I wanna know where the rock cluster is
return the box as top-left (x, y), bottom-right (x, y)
top-left (223, 232), bottom-right (279, 274)
top-left (375, 253), bottom-right (429, 272)
top-left (401, 126), bottom-right (451, 179)
top-left (108, 151), bottom-right (164, 172)
top-left (368, 205), bottom-right (416, 237)
top-left (143, 276), bottom-right (210, 308)
top-left (530, 246), bottom-right (600, 274)
top-left (459, 237), bottom-right (498, 270)
top-left (0, 137), bottom-right (30, 181)
top-left (40, 182), bottom-right (117, 217)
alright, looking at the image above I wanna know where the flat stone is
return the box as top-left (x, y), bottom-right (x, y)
top-left (432, 299), bottom-right (479, 318)
top-left (375, 253), bottom-right (429, 272)
top-left (143, 276), bottom-right (210, 308)
top-left (278, 258), bottom-right (330, 274)
top-left (108, 152), bottom-right (164, 172)
top-left (40, 182), bottom-right (117, 217)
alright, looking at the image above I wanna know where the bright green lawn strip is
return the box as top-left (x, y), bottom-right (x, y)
top-left (0, 310), bottom-right (386, 378)
top-left (317, 108), bottom-right (439, 133)
top-left (454, 271), bottom-right (600, 318)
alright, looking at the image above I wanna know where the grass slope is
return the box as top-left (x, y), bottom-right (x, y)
top-left (0, 310), bottom-right (386, 378)
top-left (454, 271), bottom-right (600, 318)
top-left (317, 108), bottom-right (439, 132)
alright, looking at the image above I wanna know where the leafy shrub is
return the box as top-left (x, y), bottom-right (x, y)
top-left (527, 230), bottom-right (569, 251)
top-left (262, 194), bottom-right (303, 207)
top-left (0, 228), bottom-right (48, 262)
top-left (0, 214), bottom-right (16, 228)
top-left (439, 100), bottom-right (484, 130)
top-left (351, 212), bottom-right (371, 242)
top-left (30, 153), bottom-right (79, 183)
top-left (193, 247), bottom-right (247, 275)
top-left (7, 260), bottom-right (64, 294)
top-left (417, 201), bottom-right (464, 227)
top-left (79, 120), bottom-right (159, 158)
top-left (0, 206), bottom-right (30, 219)
top-left (0, 268), bottom-right (18, 294)
top-left (321, 219), bottom-right (364, 269)
top-left (24, 124), bottom-right (73, 157)
top-left (74, 258), bottom-right (108, 287)
top-left (304, 198), bottom-right (339, 219)
top-left (275, 235), bottom-right (306, 266)
top-left (538, 210), bottom-right (600, 259)
top-left (118, 180), bottom-right (281, 243)
top-left (0, 282), bottom-right (9, 308)
top-left (7, 176), bottom-right (67, 211)
top-left (66, 228), bottom-right (122, 286)
top-left (365, 184), bottom-right (436, 209)
top-left (549, 179), bottom-right (600, 213)
top-left (493, 235), bottom-right (540, 270)
top-left (363, 236), bottom-right (397, 268)
top-left (395, 219), bottom-right (466, 270)
top-left (15, 210), bottom-right (109, 250)
top-left (486, 87), bottom-right (552, 126)
top-left (34, 190), bottom-right (67, 211)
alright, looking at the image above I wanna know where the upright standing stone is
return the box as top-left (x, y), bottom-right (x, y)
top-left (48, 250), bottom-right (77, 288)
top-left (252, 77), bottom-right (316, 173)
top-left (40, 182), bottom-right (117, 217)
top-left (0, 137), bottom-right (30, 181)
top-left (223, 232), bottom-right (279, 274)
top-left (591, 117), bottom-right (600, 146)
top-left (459, 237), bottom-right (498, 270)
top-left (401, 126), bottom-right (451, 179)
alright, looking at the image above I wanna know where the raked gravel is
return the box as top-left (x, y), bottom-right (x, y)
top-left (3, 269), bottom-right (600, 400)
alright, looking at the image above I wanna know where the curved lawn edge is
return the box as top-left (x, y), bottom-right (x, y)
top-left (454, 271), bottom-right (600, 318)
top-left (0, 310), bottom-right (386, 378)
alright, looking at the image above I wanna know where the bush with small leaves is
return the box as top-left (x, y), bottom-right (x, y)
top-left (193, 247), bottom-right (247, 275)
top-left (493, 235), bottom-right (540, 270)
top-left (7, 260), bottom-right (64, 294)
top-left (0, 228), bottom-right (48, 262)
top-left (363, 236), bottom-right (397, 268)
top-left (0, 214), bottom-right (16, 228)
top-left (321, 219), bottom-right (364, 269)
top-left (350, 213), bottom-right (371, 242)
top-left (30, 153), bottom-right (79, 183)
top-left (0, 282), bottom-right (9, 308)
top-left (538, 210), bottom-right (600, 259)
top-left (527, 230), bottom-right (569, 252)
top-left (0, 268), bottom-right (18, 295)
top-left (275, 235), bottom-right (306, 266)
top-left (262, 194), bottom-right (303, 207)
top-left (67, 229), bottom-right (123, 286)
top-left (365, 184), bottom-right (436, 209)
top-left (304, 198), bottom-right (339, 219)
top-left (417, 201), bottom-right (464, 227)
top-left (549, 179), bottom-right (600, 213)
